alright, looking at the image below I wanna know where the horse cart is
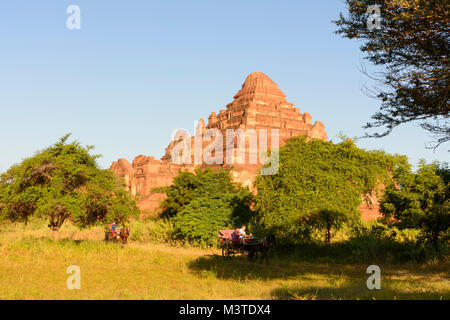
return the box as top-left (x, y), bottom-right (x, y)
top-left (218, 229), bottom-right (275, 264)
top-left (105, 223), bottom-right (130, 247)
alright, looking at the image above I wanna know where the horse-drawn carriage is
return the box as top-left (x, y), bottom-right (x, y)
top-left (105, 223), bottom-right (130, 247)
top-left (218, 229), bottom-right (275, 264)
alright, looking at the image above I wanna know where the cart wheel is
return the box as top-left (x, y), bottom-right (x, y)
top-left (222, 244), bottom-right (230, 260)
top-left (222, 242), bottom-right (233, 260)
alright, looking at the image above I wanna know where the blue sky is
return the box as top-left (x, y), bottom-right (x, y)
top-left (0, 1), bottom-right (447, 173)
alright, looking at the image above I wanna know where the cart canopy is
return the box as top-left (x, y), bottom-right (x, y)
top-left (218, 229), bottom-right (235, 240)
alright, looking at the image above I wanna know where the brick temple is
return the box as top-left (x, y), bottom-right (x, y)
top-left (111, 72), bottom-right (380, 220)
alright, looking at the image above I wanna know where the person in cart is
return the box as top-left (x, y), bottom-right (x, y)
top-left (109, 222), bottom-right (122, 237)
top-left (231, 227), bottom-right (240, 240)
top-left (238, 225), bottom-right (253, 239)
top-left (231, 227), bottom-right (242, 246)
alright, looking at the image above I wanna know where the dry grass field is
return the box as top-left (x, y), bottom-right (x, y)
top-left (0, 219), bottom-right (448, 300)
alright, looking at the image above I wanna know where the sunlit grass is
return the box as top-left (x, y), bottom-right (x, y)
top-left (0, 220), bottom-right (448, 300)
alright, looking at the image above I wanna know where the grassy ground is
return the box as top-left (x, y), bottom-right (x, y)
top-left (0, 220), bottom-right (448, 300)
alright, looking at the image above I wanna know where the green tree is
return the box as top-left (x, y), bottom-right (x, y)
top-left (254, 135), bottom-right (405, 244)
top-left (380, 160), bottom-right (449, 251)
top-left (160, 168), bottom-right (253, 246)
top-left (172, 195), bottom-right (233, 246)
top-left (334, 0), bottom-right (449, 148)
top-left (155, 170), bottom-right (201, 218)
top-left (0, 134), bottom-right (138, 240)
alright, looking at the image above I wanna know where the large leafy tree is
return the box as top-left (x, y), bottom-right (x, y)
top-left (0, 134), bottom-right (138, 240)
top-left (380, 160), bottom-right (449, 250)
top-left (159, 168), bottom-right (253, 246)
top-left (254, 136), bottom-right (406, 244)
top-left (334, 0), bottom-right (449, 148)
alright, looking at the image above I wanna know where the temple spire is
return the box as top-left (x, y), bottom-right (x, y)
top-left (233, 72), bottom-right (287, 103)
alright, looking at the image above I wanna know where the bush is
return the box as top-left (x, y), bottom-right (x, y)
top-left (269, 221), bottom-right (448, 264)
top-left (158, 168), bottom-right (254, 247)
top-left (172, 196), bottom-right (233, 247)
top-left (129, 218), bottom-right (174, 244)
top-left (347, 222), bottom-right (447, 263)
top-left (380, 160), bottom-right (450, 251)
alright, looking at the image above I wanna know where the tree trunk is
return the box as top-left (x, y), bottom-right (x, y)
top-left (432, 232), bottom-right (439, 252)
top-left (325, 229), bottom-right (332, 244)
top-left (52, 228), bottom-right (60, 242)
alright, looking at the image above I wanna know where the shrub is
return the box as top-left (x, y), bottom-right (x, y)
top-left (380, 160), bottom-right (450, 251)
top-left (129, 218), bottom-right (174, 244)
top-left (346, 222), bottom-right (445, 263)
top-left (172, 195), bottom-right (233, 246)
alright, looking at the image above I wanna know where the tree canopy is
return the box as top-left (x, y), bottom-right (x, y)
top-left (253, 135), bottom-right (406, 244)
top-left (334, 0), bottom-right (449, 148)
top-left (0, 134), bottom-right (138, 239)
top-left (155, 170), bottom-right (202, 218)
top-left (380, 160), bottom-right (449, 250)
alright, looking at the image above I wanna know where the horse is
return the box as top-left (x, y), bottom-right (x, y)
top-left (246, 233), bottom-right (276, 264)
top-left (117, 226), bottom-right (130, 247)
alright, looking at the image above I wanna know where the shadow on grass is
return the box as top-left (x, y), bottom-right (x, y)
top-left (271, 282), bottom-right (449, 300)
top-left (187, 253), bottom-right (368, 281)
top-left (189, 254), bottom-right (290, 280)
top-left (188, 251), bottom-right (450, 299)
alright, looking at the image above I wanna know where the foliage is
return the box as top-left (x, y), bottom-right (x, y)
top-left (172, 196), bottom-right (233, 246)
top-left (334, 0), bottom-right (449, 147)
top-left (159, 168), bottom-right (253, 246)
top-left (269, 220), bottom-right (447, 264)
top-left (380, 160), bottom-right (450, 251)
top-left (155, 170), bottom-right (201, 218)
top-left (0, 134), bottom-right (138, 235)
top-left (253, 135), bottom-right (405, 244)
top-left (347, 221), bottom-right (449, 262)
top-left (129, 218), bottom-right (175, 244)
top-left (308, 209), bottom-right (349, 243)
